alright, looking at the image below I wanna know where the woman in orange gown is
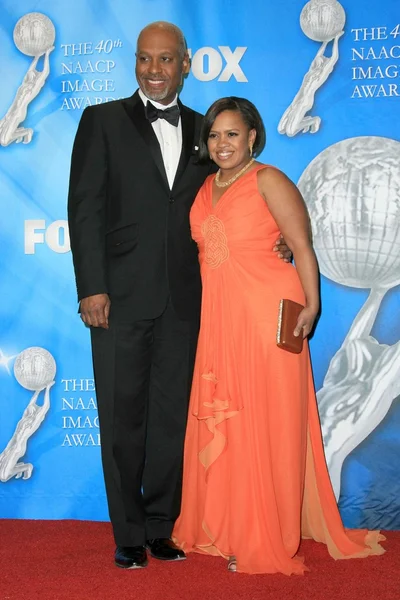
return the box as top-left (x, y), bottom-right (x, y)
top-left (172, 97), bottom-right (385, 574)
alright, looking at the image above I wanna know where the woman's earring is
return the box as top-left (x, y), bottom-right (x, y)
top-left (249, 143), bottom-right (253, 157)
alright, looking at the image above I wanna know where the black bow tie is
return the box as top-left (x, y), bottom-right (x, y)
top-left (145, 102), bottom-right (180, 127)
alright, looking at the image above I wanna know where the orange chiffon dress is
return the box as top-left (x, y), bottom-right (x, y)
top-left (172, 165), bottom-right (385, 575)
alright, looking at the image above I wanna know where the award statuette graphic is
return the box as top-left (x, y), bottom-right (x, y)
top-left (278, 0), bottom-right (345, 137)
top-left (0, 347), bottom-right (56, 482)
top-left (0, 13), bottom-right (55, 147)
top-left (298, 136), bottom-right (400, 499)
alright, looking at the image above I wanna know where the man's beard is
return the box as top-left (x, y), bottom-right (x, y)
top-left (140, 79), bottom-right (170, 102)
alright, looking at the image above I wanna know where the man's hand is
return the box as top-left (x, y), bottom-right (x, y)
top-left (273, 235), bottom-right (292, 262)
top-left (80, 294), bottom-right (111, 329)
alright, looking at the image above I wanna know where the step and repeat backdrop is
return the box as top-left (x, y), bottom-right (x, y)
top-left (1, 0), bottom-right (399, 528)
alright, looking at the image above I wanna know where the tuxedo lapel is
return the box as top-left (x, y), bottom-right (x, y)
top-left (122, 92), bottom-right (169, 190)
top-left (172, 101), bottom-right (196, 191)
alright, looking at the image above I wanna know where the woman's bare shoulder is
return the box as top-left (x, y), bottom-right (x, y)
top-left (256, 163), bottom-right (294, 189)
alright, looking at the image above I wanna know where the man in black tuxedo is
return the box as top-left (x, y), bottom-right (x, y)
top-left (68, 21), bottom-right (290, 569)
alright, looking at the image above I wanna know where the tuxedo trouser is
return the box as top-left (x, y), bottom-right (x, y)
top-left (90, 300), bottom-right (199, 546)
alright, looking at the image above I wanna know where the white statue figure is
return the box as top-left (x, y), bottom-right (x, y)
top-left (278, 0), bottom-right (346, 137)
top-left (278, 32), bottom-right (343, 136)
top-left (0, 347), bottom-right (56, 482)
top-left (0, 48), bottom-right (54, 146)
top-left (316, 288), bottom-right (400, 499)
top-left (0, 382), bottom-right (54, 482)
top-left (0, 12), bottom-right (55, 147)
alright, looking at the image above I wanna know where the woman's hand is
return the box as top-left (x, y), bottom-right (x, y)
top-left (294, 306), bottom-right (318, 339)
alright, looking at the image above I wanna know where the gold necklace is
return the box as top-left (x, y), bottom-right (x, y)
top-left (215, 158), bottom-right (255, 188)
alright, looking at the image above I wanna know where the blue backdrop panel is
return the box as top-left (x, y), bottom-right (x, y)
top-left (0, 0), bottom-right (399, 528)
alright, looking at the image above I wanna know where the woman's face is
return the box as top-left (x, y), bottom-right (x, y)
top-left (207, 110), bottom-right (256, 171)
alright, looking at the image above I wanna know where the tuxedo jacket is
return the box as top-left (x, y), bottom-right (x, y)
top-left (68, 91), bottom-right (213, 321)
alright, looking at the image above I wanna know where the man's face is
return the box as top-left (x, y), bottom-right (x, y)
top-left (135, 28), bottom-right (189, 105)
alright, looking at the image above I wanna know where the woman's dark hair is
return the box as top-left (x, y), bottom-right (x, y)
top-left (198, 96), bottom-right (266, 163)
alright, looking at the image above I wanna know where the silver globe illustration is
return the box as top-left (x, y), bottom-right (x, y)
top-left (298, 136), bottom-right (400, 289)
top-left (14, 347), bottom-right (56, 391)
top-left (300, 0), bottom-right (346, 42)
top-left (13, 12), bottom-right (55, 57)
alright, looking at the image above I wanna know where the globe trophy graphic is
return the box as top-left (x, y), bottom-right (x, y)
top-left (298, 136), bottom-right (400, 499)
top-left (0, 347), bottom-right (56, 482)
top-left (300, 0), bottom-right (346, 42)
top-left (278, 0), bottom-right (345, 137)
top-left (0, 12), bottom-right (55, 147)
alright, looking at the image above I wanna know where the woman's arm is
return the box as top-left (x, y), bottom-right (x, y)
top-left (257, 166), bottom-right (320, 338)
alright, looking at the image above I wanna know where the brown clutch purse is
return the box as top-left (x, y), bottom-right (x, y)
top-left (276, 299), bottom-right (304, 354)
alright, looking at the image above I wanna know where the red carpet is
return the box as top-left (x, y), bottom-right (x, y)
top-left (0, 520), bottom-right (398, 600)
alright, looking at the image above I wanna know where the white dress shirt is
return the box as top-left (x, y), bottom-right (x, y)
top-left (139, 88), bottom-right (182, 189)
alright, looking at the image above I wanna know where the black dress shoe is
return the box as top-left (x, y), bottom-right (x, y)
top-left (114, 546), bottom-right (148, 569)
top-left (146, 538), bottom-right (186, 561)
